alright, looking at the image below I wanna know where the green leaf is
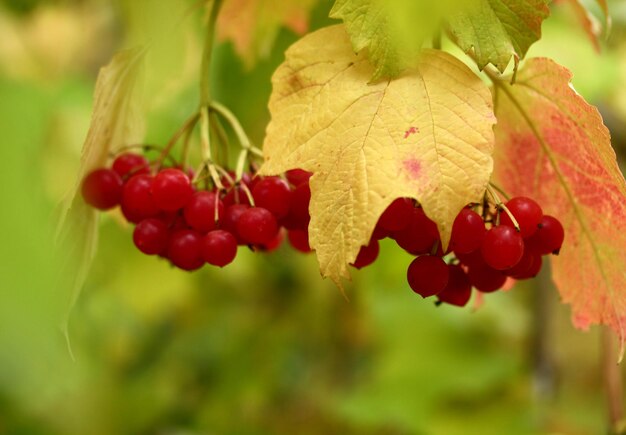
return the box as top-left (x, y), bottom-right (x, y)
top-left (448, 0), bottom-right (550, 72)
top-left (329, 0), bottom-right (461, 81)
top-left (57, 48), bottom-right (145, 352)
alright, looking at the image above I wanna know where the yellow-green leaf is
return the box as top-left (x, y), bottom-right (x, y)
top-left (492, 57), bottom-right (626, 349)
top-left (260, 25), bottom-right (495, 284)
top-left (57, 48), bottom-right (145, 347)
top-left (448, 0), bottom-right (550, 72)
top-left (329, 0), bottom-right (462, 81)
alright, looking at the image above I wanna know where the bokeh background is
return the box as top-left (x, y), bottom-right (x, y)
top-left (1, 0), bottom-right (626, 434)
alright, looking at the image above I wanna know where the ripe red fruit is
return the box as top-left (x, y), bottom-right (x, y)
top-left (222, 185), bottom-right (252, 207)
top-left (133, 218), bottom-right (169, 255)
top-left (449, 208), bottom-right (486, 254)
top-left (505, 248), bottom-right (534, 278)
top-left (202, 230), bottom-right (237, 267)
top-left (351, 240), bottom-right (380, 269)
top-left (167, 229), bottom-right (204, 271)
top-left (393, 208), bottom-right (439, 255)
top-left (183, 191), bottom-right (224, 233)
top-left (237, 207), bottom-right (279, 245)
top-left (378, 198), bottom-right (414, 232)
top-left (481, 225), bottom-right (524, 270)
top-left (407, 255), bottom-right (449, 298)
top-left (221, 204), bottom-right (250, 244)
top-left (526, 215), bottom-right (564, 255)
top-left (287, 229), bottom-right (312, 253)
top-left (468, 263), bottom-right (507, 293)
top-left (512, 253), bottom-right (543, 279)
top-left (81, 168), bottom-right (123, 210)
top-left (121, 174), bottom-right (160, 223)
top-left (500, 196), bottom-right (543, 238)
top-left (437, 265), bottom-right (472, 307)
top-left (151, 168), bottom-right (193, 212)
top-left (285, 168), bottom-right (312, 186)
top-left (289, 182), bottom-right (311, 222)
top-left (112, 153), bottom-right (150, 178)
top-left (252, 176), bottom-right (292, 219)
top-left (256, 229), bottom-right (285, 252)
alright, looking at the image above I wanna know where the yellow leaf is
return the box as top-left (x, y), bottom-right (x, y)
top-left (57, 48), bottom-right (145, 350)
top-left (217, 0), bottom-right (318, 67)
top-left (260, 25), bottom-right (495, 285)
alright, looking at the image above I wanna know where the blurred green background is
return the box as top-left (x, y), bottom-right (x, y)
top-left (1, 0), bottom-right (626, 434)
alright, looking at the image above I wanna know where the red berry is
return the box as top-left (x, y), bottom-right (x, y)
top-left (133, 218), bottom-right (169, 255)
top-left (121, 174), bottom-right (160, 223)
top-left (378, 198), bottom-right (414, 232)
top-left (167, 229), bottom-right (204, 271)
top-left (151, 168), bottom-right (193, 212)
top-left (237, 207), bottom-right (278, 245)
top-left (526, 215), bottom-right (564, 255)
top-left (285, 169), bottom-right (312, 186)
top-left (289, 182), bottom-right (311, 222)
top-left (437, 265), bottom-right (472, 307)
top-left (202, 230), bottom-right (237, 267)
top-left (481, 225), bottom-right (524, 270)
top-left (511, 252), bottom-right (543, 280)
top-left (256, 229), bottom-right (284, 252)
top-left (183, 191), bottom-right (224, 233)
top-left (288, 229), bottom-right (312, 253)
top-left (252, 176), bottom-right (292, 219)
top-left (81, 168), bottom-right (123, 210)
top-left (222, 185), bottom-right (252, 207)
top-left (455, 250), bottom-right (485, 269)
top-left (393, 208), bottom-right (439, 255)
top-left (221, 204), bottom-right (250, 244)
top-left (505, 248), bottom-right (534, 278)
top-left (468, 263), bottom-right (507, 293)
top-left (407, 255), bottom-right (449, 298)
top-left (449, 208), bottom-right (486, 254)
top-left (500, 196), bottom-right (543, 238)
top-left (112, 153), bottom-right (150, 178)
top-left (351, 240), bottom-right (380, 269)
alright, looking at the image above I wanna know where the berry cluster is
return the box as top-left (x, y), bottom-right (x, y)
top-left (81, 152), bottom-right (314, 270)
top-left (355, 195), bottom-right (564, 307)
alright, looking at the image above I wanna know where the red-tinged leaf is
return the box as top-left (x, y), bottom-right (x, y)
top-left (492, 58), bottom-right (626, 354)
top-left (217, 0), bottom-right (318, 67)
top-left (564, 0), bottom-right (602, 52)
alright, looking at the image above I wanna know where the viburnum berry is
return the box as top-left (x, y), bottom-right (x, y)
top-left (512, 253), bottom-right (543, 279)
top-left (481, 225), bottom-right (524, 270)
top-left (500, 196), bottom-right (543, 238)
top-left (151, 168), bottom-right (193, 212)
top-left (378, 198), bottom-right (414, 232)
top-left (281, 181), bottom-right (310, 230)
top-left (183, 191), bottom-right (224, 233)
top-left (222, 185), bottom-right (252, 207)
top-left (393, 207), bottom-right (439, 255)
top-left (285, 168), bottom-right (312, 186)
top-left (112, 153), bottom-right (150, 178)
top-left (256, 229), bottom-right (285, 252)
top-left (467, 263), bottom-right (507, 293)
top-left (121, 174), bottom-right (160, 223)
top-left (407, 255), bottom-right (449, 298)
top-left (252, 176), bottom-right (292, 219)
top-left (437, 265), bottom-right (472, 307)
top-left (167, 229), bottom-right (204, 271)
top-left (237, 207), bottom-right (279, 245)
top-left (133, 218), bottom-right (169, 255)
top-left (222, 204), bottom-right (250, 244)
top-left (81, 168), bottom-right (123, 210)
top-left (526, 215), bottom-right (564, 255)
top-left (287, 229), bottom-right (312, 253)
top-left (202, 230), bottom-right (237, 267)
top-left (449, 208), bottom-right (486, 254)
top-left (351, 240), bottom-right (380, 269)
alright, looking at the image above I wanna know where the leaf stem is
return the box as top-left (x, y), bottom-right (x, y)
top-left (486, 185), bottom-right (519, 230)
top-left (210, 101), bottom-right (253, 150)
top-left (489, 181), bottom-right (511, 201)
top-left (199, 0), bottom-right (223, 107)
